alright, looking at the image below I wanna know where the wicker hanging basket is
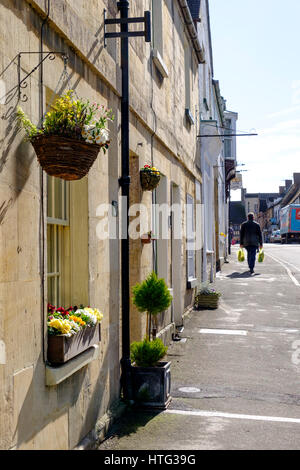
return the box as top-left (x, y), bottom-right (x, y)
top-left (31, 135), bottom-right (103, 181)
top-left (140, 170), bottom-right (161, 191)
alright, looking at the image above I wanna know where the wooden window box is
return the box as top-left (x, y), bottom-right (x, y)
top-left (47, 324), bottom-right (101, 364)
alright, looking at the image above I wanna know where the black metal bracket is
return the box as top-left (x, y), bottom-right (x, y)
top-left (0, 51), bottom-right (66, 106)
top-left (104, 9), bottom-right (151, 48)
top-left (118, 175), bottom-right (131, 187)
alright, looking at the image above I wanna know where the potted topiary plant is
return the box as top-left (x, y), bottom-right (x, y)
top-left (194, 284), bottom-right (221, 310)
top-left (130, 272), bottom-right (173, 409)
top-left (132, 271), bottom-right (172, 340)
top-left (130, 338), bottom-right (171, 409)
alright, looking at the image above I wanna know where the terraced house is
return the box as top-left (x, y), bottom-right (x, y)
top-left (0, 0), bottom-right (207, 449)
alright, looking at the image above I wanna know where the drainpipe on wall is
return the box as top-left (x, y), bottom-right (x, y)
top-left (177, 0), bottom-right (205, 64)
top-left (118, 0), bottom-right (133, 402)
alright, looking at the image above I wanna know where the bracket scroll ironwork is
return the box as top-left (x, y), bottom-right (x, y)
top-left (0, 51), bottom-right (67, 107)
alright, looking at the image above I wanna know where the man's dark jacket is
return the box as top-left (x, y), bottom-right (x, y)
top-left (240, 220), bottom-right (263, 248)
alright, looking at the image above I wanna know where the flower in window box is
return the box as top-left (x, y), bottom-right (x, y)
top-left (47, 305), bottom-right (103, 364)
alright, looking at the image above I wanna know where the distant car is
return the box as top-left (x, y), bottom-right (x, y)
top-left (270, 230), bottom-right (281, 243)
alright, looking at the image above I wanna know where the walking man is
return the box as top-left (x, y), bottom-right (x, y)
top-left (240, 212), bottom-right (263, 274)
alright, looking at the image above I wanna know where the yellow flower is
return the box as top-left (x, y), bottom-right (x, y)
top-left (48, 319), bottom-right (71, 335)
top-left (94, 309), bottom-right (104, 323)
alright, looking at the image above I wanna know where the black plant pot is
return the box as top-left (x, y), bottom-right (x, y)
top-left (131, 361), bottom-right (171, 409)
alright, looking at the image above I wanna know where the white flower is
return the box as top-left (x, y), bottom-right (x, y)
top-left (69, 320), bottom-right (81, 334)
top-left (83, 308), bottom-right (98, 325)
top-left (95, 128), bottom-right (109, 145)
top-left (85, 135), bottom-right (95, 144)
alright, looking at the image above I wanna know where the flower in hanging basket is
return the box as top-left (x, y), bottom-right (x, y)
top-left (141, 230), bottom-right (155, 244)
top-left (140, 164), bottom-right (161, 191)
top-left (16, 90), bottom-right (114, 181)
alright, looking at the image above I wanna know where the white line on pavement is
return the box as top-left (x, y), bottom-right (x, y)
top-left (199, 329), bottom-right (248, 336)
top-left (267, 252), bottom-right (300, 273)
top-left (265, 253), bottom-right (300, 287)
top-left (165, 409), bottom-right (300, 424)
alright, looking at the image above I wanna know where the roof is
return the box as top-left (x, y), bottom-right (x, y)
top-left (229, 202), bottom-right (246, 225)
top-left (259, 199), bottom-right (268, 212)
top-left (187, 0), bottom-right (201, 20)
top-left (280, 184), bottom-right (300, 207)
top-left (245, 193), bottom-right (279, 199)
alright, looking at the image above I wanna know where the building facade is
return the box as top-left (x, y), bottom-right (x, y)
top-left (0, 0), bottom-right (202, 450)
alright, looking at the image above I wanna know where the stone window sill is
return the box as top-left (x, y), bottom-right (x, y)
top-left (185, 108), bottom-right (195, 126)
top-left (45, 344), bottom-right (99, 386)
top-left (152, 49), bottom-right (169, 78)
top-left (187, 278), bottom-right (198, 289)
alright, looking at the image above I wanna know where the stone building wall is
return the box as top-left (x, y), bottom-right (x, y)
top-left (0, 0), bottom-right (202, 449)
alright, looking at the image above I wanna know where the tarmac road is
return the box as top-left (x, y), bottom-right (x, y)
top-left (98, 244), bottom-right (300, 451)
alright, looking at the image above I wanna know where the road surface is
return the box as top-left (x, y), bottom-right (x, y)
top-left (98, 244), bottom-right (300, 451)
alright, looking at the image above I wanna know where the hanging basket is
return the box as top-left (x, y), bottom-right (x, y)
top-left (140, 170), bottom-right (161, 191)
top-left (31, 135), bottom-right (102, 181)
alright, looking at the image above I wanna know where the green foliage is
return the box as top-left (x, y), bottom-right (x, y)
top-left (16, 107), bottom-right (41, 140)
top-left (17, 90), bottom-right (114, 147)
top-left (130, 338), bottom-right (168, 367)
top-left (197, 282), bottom-right (221, 297)
top-left (132, 272), bottom-right (172, 316)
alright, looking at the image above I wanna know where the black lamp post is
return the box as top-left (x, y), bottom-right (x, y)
top-left (118, 0), bottom-right (131, 402)
top-left (104, 1), bottom-right (151, 401)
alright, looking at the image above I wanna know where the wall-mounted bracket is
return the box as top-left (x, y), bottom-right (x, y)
top-left (104, 9), bottom-right (151, 48)
top-left (0, 51), bottom-right (66, 106)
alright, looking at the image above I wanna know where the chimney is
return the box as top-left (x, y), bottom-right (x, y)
top-left (279, 186), bottom-right (285, 195)
top-left (285, 179), bottom-right (293, 190)
top-left (293, 173), bottom-right (300, 185)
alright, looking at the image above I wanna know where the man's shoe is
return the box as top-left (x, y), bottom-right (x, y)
top-left (250, 269), bottom-right (254, 274)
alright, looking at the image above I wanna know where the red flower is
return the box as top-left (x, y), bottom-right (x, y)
top-left (56, 307), bottom-right (68, 316)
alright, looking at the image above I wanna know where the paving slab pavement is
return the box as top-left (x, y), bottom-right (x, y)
top-left (98, 246), bottom-right (300, 450)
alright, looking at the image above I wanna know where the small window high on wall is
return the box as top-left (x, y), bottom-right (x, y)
top-left (152, 0), bottom-right (169, 78)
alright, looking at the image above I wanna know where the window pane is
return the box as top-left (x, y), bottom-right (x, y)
top-left (47, 276), bottom-right (55, 306)
top-left (47, 175), bottom-right (53, 218)
top-left (224, 139), bottom-right (232, 158)
top-left (186, 194), bottom-right (195, 279)
top-left (47, 176), bottom-right (69, 224)
top-left (54, 178), bottom-right (63, 220)
top-left (152, 0), bottom-right (163, 54)
top-left (47, 224), bottom-right (54, 273)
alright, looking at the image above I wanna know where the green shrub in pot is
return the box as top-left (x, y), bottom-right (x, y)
top-left (130, 338), bottom-right (168, 367)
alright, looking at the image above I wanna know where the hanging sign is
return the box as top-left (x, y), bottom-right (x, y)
top-left (230, 172), bottom-right (243, 191)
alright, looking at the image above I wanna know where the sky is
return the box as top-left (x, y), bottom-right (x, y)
top-left (209, 0), bottom-right (300, 198)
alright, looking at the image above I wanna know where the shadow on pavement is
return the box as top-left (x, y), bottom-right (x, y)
top-left (226, 271), bottom-right (252, 278)
top-left (99, 408), bottom-right (162, 447)
top-left (226, 271), bottom-right (262, 279)
top-left (226, 271), bottom-right (261, 279)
